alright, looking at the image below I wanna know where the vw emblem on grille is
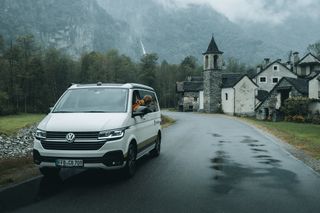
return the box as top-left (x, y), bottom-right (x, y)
top-left (66, 133), bottom-right (75, 143)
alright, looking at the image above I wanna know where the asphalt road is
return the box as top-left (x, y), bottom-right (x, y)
top-left (1, 112), bottom-right (320, 213)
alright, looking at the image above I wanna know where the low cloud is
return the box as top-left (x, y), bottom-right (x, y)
top-left (156, 0), bottom-right (320, 25)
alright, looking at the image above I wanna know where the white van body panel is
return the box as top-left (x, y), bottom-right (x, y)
top-left (33, 83), bottom-right (162, 170)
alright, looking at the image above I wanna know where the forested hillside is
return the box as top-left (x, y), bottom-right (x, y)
top-left (0, 34), bottom-right (206, 115)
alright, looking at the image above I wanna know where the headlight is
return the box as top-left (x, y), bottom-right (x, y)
top-left (98, 128), bottom-right (126, 141)
top-left (35, 129), bottom-right (46, 140)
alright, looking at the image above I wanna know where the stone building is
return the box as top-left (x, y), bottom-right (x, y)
top-left (256, 77), bottom-right (309, 120)
top-left (293, 52), bottom-right (320, 76)
top-left (176, 36), bottom-right (320, 117)
top-left (177, 36), bottom-right (257, 114)
top-left (202, 36), bottom-right (224, 113)
top-left (254, 59), bottom-right (297, 92)
top-left (176, 76), bottom-right (204, 112)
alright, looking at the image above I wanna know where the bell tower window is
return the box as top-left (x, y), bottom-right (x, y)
top-left (214, 55), bottom-right (218, 69)
top-left (205, 55), bottom-right (209, 69)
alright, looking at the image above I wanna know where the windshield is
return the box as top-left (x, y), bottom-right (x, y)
top-left (53, 88), bottom-right (128, 113)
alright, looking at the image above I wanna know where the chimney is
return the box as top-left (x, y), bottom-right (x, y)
top-left (187, 76), bottom-right (192, 81)
top-left (293, 52), bottom-right (299, 64)
top-left (256, 65), bottom-right (261, 73)
top-left (286, 61), bottom-right (292, 70)
top-left (277, 59), bottom-right (281, 62)
top-left (264, 58), bottom-right (270, 67)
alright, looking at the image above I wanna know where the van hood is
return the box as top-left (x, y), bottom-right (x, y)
top-left (38, 113), bottom-right (129, 132)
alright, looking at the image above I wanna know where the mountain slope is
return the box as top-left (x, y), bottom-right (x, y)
top-left (0, 0), bottom-right (132, 57)
top-left (1, 0), bottom-right (318, 64)
top-left (98, 0), bottom-right (284, 64)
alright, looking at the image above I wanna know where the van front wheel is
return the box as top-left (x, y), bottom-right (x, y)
top-left (123, 143), bottom-right (137, 178)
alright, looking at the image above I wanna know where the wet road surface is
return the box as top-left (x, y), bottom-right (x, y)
top-left (1, 112), bottom-right (320, 213)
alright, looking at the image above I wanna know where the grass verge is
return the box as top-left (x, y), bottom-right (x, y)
top-left (0, 156), bottom-right (39, 188)
top-left (161, 114), bottom-right (175, 128)
top-left (0, 114), bottom-right (45, 135)
top-left (240, 118), bottom-right (320, 159)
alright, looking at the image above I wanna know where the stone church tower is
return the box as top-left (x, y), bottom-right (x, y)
top-left (203, 36), bottom-right (223, 113)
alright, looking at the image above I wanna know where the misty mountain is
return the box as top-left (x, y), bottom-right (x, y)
top-left (0, 0), bottom-right (318, 64)
top-left (0, 0), bottom-right (138, 58)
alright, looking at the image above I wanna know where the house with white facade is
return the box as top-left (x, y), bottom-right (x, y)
top-left (254, 59), bottom-right (297, 92)
top-left (293, 52), bottom-right (320, 76)
top-left (176, 36), bottom-right (320, 118)
top-left (221, 74), bottom-right (257, 116)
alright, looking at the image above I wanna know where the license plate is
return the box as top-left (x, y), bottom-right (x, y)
top-left (55, 159), bottom-right (84, 168)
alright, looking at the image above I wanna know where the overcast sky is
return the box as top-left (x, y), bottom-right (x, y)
top-left (157, 0), bottom-right (320, 25)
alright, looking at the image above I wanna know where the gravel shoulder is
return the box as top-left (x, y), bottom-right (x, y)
top-left (0, 125), bottom-right (39, 188)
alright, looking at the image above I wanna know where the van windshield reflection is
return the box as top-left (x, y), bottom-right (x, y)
top-left (53, 88), bottom-right (128, 113)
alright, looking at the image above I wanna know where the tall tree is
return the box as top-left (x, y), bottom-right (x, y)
top-left (308, 41), bottom-right (320, 58)
top-left (139, 53), bottom-right (158, 88)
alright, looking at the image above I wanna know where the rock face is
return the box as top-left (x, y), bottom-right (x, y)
top-left (0, 0), bottom-right (136, 59)
top-left (0, 125), bottom-right (37, 159)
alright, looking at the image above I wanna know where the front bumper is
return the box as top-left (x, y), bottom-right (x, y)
top-left (33, 138), bottom-right (127, 169)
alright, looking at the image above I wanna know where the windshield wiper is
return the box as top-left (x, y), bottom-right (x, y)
top-left (82, 111), bottom-right (108, 113)
top-left (53, 111), bottom-right (77, 113)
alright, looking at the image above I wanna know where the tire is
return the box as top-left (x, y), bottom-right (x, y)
top-left (123, 143), bottom-right (137, 178)
top-left (39, 167), bottom-right (60, 178)
top-left (150, 135), bottom-right (161, 157)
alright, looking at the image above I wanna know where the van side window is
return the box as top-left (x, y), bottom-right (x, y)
top-left (132, 90), bottom-right (142, 112)
top-left (139, 90), bottom-right (159, 112)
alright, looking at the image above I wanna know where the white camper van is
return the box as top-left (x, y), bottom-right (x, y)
top-left (33, 83), bottom-right (162, 178)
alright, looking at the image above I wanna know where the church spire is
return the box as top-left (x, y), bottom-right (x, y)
top-left (203, 35), bottom-right (223, 55)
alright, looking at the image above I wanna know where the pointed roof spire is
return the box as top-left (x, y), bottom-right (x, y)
top-left (203, 35), bottom-right (223, 55)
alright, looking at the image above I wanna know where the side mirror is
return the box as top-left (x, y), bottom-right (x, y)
top-left (48, 107), bottom-right (53, 113)
top-left (132, 106), bottom-right (151, 117)
top-left (132, 111), bottom-right (144, 117)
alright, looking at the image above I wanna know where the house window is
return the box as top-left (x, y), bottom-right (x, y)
top-left (273, 65), bottom-right (279, 71)
top-left (194, 97), bottom-right (197, 102)
top-left (259, 76), bottom-right (267, 83)
top-left (225, 93), bottom-right (228, 100)
top-left (272, 77), bottom-right (279, 84)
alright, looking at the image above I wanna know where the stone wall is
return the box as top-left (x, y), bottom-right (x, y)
top-left (183, 92), bottom-right (200, 111)
top-left (204, 70), bottom-right (222, 113)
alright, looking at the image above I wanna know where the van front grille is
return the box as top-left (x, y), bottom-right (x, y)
top-left (46, 131), bottom-right (99, 139)
top-left (41, 141), bottom-right (105, 150)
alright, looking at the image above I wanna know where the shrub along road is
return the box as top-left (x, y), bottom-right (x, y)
top-left (1, 112), bottom-right (320, 213)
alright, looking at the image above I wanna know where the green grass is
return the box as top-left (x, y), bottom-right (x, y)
top-left (0, 114), bottom-right (45, 135)
top-left (243, 118), bottom-right (320, 159)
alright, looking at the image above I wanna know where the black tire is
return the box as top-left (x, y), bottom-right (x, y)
top-left (39, 167), bottom-right (60, 178)
top-left (123, 143), bottom-right (137, 178)
top-left (150, 135), bottom-right (161, 157)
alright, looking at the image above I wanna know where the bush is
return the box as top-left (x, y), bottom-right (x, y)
top-left (282, 97), bottom-right (311, 117)
top-left (292, 115), bottom-right (305, 123)
top-left (311, 114), bottom-right (320, 124)
top-left (284, 115), bottom-right (293, 122)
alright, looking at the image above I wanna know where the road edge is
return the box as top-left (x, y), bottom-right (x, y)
top-left (228, 115), bottom-right (320, 176)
